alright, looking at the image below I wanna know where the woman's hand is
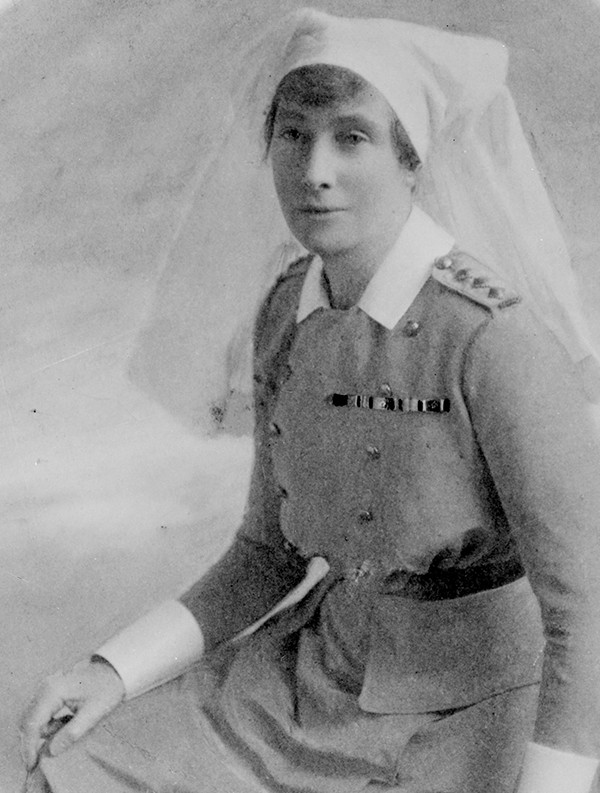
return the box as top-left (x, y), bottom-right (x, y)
top-left (20, 658), bottom-right (125, 770)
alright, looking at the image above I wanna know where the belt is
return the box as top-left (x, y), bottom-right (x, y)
top-left (378, 556), bottom-right (525, 601)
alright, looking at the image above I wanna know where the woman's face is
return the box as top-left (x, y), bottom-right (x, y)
top-left (269, 84), bottom-right (415, 266)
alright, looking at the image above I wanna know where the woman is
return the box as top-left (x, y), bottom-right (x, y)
top-left (21, 9), bottom-right (600, 793)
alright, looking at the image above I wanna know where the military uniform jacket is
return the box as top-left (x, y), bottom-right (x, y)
top-left (183, 228), bottom-right (600, 755)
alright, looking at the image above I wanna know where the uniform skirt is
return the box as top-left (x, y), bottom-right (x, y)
top-left (35, 580), bottom-right (538, 793)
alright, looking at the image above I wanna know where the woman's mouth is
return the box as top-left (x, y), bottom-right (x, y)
top-left (298, 206), bottom-right (344, 214)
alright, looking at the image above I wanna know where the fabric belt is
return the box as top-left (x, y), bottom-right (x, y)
top-left (378, 556), bottom-right (525, 601)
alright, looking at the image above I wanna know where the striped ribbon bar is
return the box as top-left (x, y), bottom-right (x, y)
top-left (327, 394), bottom-right (450, 413)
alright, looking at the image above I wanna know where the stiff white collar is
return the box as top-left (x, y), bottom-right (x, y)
top-left (296, 206), bottom-right (455, 329)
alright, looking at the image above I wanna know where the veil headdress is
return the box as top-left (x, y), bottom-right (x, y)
top-left (130, 8), bottom-right (600, 433)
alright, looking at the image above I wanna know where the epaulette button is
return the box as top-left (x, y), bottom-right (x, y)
top-left (403, 320), bottom-right (421, 337)
top-left (434, 255), bottom-right (453, 270)
top-left (498, 296), bottom-right (521, 309)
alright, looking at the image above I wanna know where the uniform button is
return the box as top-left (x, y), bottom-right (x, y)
top-left (283, 539), bottom-right (294, 552)
top-left (358, 509), bottom-right (374, 523)
top-left (350, 560), bottom-right (373, 581)
top-left (403, 320), bottom-right (420, 337)
top-left (472, 277), bottom-right (488, 288)
top-left (488, 286), bottom-right (505, 300)
top-left (380, 383), bottom-right (393, 397)
top-left (279, 486), bottom-right (288, 499)
top-left (269, 421), bottom-right (281, 436)
top-left (454, 268), bottom-right (470, 282)
top-left (366, 444), bottom-right (380, 460)
top-left (434, 255), bottom-right (453, 270)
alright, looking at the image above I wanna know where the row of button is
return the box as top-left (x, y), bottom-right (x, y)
top-left (270, 430), bottom-right (380, 460)
top-left (269, 384), bottom-right (384, 527)
top-left (272, 437), bottom-right (380, 523)
top-left (278, 483), bottom-right (375, 528)
top-left (434, 255), bottom-right (506, 300)
top-left (278, 486), bottom-right (375, 521)
top-left (362, 430), bottom-right (380, 520)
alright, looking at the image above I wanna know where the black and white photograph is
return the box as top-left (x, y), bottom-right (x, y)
top-left (3, 1), bottom-right (600, 791)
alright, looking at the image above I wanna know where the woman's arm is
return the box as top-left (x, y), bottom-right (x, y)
top-left (21, 271), bottom-right (306, 769)
top-left (179, 270), bottom-right (309, 650)
top-left (463, 306), bottom-right (600, 789)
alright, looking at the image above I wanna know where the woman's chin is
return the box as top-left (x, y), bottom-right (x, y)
top-left (293, 231), bottom-right (353, 261)
top-left (286, 214), bottom-right (353, 255)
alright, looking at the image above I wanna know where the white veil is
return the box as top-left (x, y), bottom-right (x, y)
top-left (129, 8), bottom-right (600, 433)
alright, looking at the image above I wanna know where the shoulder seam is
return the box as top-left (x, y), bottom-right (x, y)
top-left (259, 255), bottom-right (311, 317)
top-left (277, 254), bottom-right (313, 284)
top-left (253, 256), bottom-right (308, 355)
top-left (460, 311), bottom-right (494, 412)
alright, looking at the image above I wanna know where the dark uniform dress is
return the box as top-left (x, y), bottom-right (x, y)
top-left (38, 219), bottom-right (600, 793)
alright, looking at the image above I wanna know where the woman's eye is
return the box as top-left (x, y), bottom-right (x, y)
top-left (278, 128), bottom-right (303, 141)
top-left (337, 131), bottom-right (369, 147)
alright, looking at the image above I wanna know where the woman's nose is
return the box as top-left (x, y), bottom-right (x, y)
top-left (301, 138), bottom-right (335, 190)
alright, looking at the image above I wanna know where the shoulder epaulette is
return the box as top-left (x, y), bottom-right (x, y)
top-left (431, 249), bottom-right (521, 312)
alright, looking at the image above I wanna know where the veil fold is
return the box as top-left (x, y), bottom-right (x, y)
top-left (130, 8), bottom-right (600, 434)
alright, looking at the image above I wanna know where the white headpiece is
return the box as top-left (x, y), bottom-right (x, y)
top-left (130, 8), bottom-right (600, 432)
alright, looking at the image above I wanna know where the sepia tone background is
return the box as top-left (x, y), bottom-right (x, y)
top-left (2, 0), bottom-right (600, 788)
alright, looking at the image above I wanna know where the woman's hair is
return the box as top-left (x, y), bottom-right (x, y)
top-left (263, 64), bottom-right (421, 172)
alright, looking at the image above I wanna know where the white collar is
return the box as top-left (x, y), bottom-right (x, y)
top-left (296, 206), bottom-right (455, 329)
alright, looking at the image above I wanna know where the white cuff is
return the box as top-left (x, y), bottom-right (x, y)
top-left (95, 600), bottom-right (205, 700)
top-left (516, 742), bottom-right (598, 793)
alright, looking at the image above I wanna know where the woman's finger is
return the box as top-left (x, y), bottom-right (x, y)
top-left (20, 678), bottom-right (73, 769)
top-left (48, 694), bottom-right (116, 756)
top-left (21, 661), bottom-right (124, 766)
top-left (19, 733), bottom-right (45, 773)
top-left (40, 711), bottom-right (74, 739)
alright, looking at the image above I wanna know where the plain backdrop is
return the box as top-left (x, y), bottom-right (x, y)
top-left (1, 0), bottom-right (599, 789)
